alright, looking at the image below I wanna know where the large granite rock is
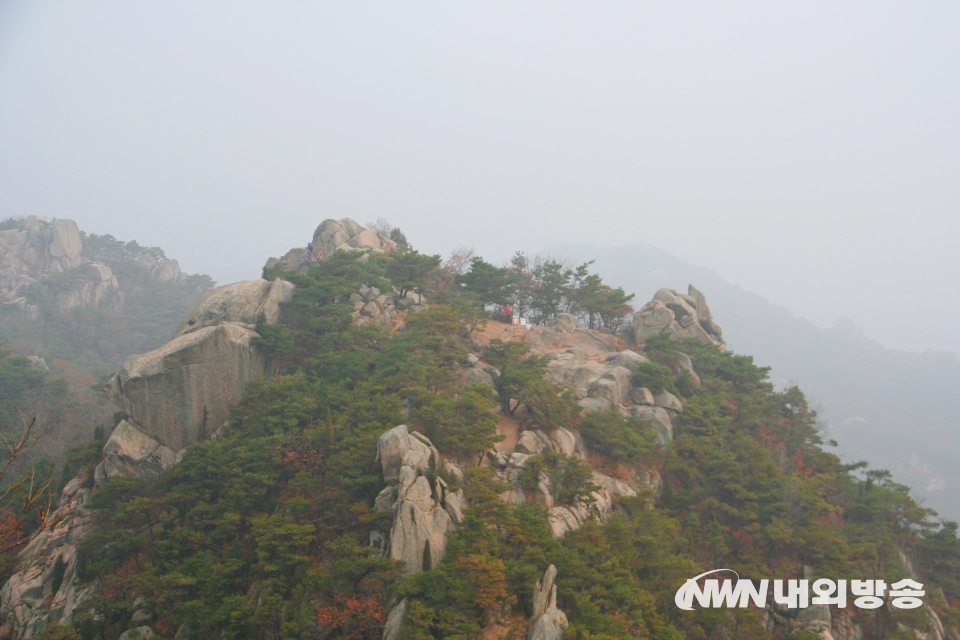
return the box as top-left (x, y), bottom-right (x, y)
top-left (94, 420), bottom-right (178, 487)
top-left (372, 426), bottom-right (456, 575)
top-left (0, 216), bottom-right (195, 317)
top-left (312, 218), bottom-right (397, 257)
top-left (547, 471), bottom-right (638, 537)
top-left (528, 565), bottom-right (568, 640)
top-left (626, 405), bottom-right (674, 445)
top-left (382, 599), bottom-right (408, 640)
top-left (47, 219), bottom-right (82, 263)
top-left (105, 323), bottom-right (265, 451)
top-left (174, 278), bottom-right (294, 337)
top-left (633, 285), bottom-right (724, 347)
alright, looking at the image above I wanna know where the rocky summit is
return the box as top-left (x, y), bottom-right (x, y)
top-left (0, 218), bottom-right (956, 640)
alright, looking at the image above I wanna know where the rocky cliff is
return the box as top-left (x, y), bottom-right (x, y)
top-left (1, 219), bottom-right (955, 640)
top-left (0, 216), bottom-right (202, 319)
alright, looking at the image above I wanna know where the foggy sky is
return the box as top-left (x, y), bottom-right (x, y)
top-left (1, 2), bottom-right (958, 355)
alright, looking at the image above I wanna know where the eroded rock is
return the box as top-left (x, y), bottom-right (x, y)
top-left (372, 426), bottom-right (453, 575)
top-left (174, 278), bottom-right (294, 337)
top-left (633, 285), bottom-right (724, 347)
top-left (528, 565), bottom-right (568, 640)
top-left (105, 323), bottom-right (265, 451)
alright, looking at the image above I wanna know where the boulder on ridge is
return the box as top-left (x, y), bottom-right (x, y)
top-left (104, 323), bottom-right (265, 452)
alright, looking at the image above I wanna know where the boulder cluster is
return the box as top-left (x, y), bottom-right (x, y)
top-left (0, 217), bottom-right (118, 316)
top-left (633, 285), bottom-right (723, 346)
top-left (351, 285), bottom-right (426, 328)
top-left (519, 309), bottom-right (690, 445)
top-left (0, 216), bottom-right (197, 319)
top-left (264, 217), bottom-right (397, 273)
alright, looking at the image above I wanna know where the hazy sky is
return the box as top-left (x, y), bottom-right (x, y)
top-left (1, 2), bottom-right (958, 355)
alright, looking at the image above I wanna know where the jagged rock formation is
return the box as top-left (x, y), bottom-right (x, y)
top-left (373, 426), bottom-right (463, 640)
top-left (487, 431), bottom-right (645, 538)
top-left (0, 475), bottom-right (95, 640)
top-left (264, 218), bottom-right (397, 273)
top-left (633, 285), bottom-right (724, 347)
top-left (105, 323), bottom-right (266, 452)
top-left (528, 565), bottom-right (568, 640)
top-left (174, 278), bottom-right (294, 337)
top-left (372, 425), bottom-right (460, 574)
top-left (510, 312), bottom-right (689, 445)
top-left (0, 216), bottom-right (120, 316)
top-left (0, 278), bottom-right (289, 638)
top-left (1, 216), bottom-right (201, 320)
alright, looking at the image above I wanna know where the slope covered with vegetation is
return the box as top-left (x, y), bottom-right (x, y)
top-left (50, 248), bottom-right (960, 640)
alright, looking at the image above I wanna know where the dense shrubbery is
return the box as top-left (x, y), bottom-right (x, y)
top-left (48, 249), bottom-right (960, 640)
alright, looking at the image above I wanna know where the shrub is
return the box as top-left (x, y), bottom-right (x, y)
top-left (578, 410), bottom-right (657, 462)
top-left (632, 362), bottom-right (673, 393)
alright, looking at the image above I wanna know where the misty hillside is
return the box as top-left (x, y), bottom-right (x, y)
top-left (0, 216), bottom-right (215, 460)
top-left (548, 242), bottom-right (960, 520)
top-left (3, 218), bottom-right (958, 640)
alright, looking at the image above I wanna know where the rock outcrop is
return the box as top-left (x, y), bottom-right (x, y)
top-left (0, 216), bottom-right (202, 319)
top-left (487, 428), bottom-right (643, 537)
top-left (528, 565), bottom-right (568, 640)
top-left (350, 285), bottom-right (426, 328)
top-left (264, 218), bottom-right (397, 273)
top-left (105, 323), bottom-right (265, 452)
top-left (372, 426), bottom-right (458, 574)
top-left (522, 317), bottom-right (679, 443)
top-left (94, 420), bottom-right (179, 487)
top-left (0, 475), bottom-right (95, 640)
top-left (373, 427), bottom-right (462, 640)
top-left (633, 285), bottom-right (723, 347)
top-left (174, 278), bottom-right (294, 337)
top-left (313, 218), bottom-right (397, 256)
top-left (0, 216), bottom-right (120, 316)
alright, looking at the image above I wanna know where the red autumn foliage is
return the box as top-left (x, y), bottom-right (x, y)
top-left (315, 594), bottom-right (386, 640)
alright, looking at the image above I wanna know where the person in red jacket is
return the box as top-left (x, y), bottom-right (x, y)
top-left (503, 304), bottom-right (513, 324)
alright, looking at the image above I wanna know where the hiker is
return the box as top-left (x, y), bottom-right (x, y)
top-left (307, 241), bottom-right (314, 253)
top-left (503, 304), bottom-right (513, 324)
top-left (316, 250), bottom-right (325, 262)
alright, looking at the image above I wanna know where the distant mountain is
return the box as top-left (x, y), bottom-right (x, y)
top-left (547, 242), bottom-right (960, 520)
top-left (0, 216), bottom-right (215, 460)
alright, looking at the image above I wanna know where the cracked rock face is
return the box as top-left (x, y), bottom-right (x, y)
top-left (528, 565), bottom-right (568, 640)
top-left (372, 426), bottom-right (458, 575)
top-left (105, 323), bottom-right (265, 451)
top-left (0, 475), bottom-right (95, 640)
top-left (633, 285), bottom-right (724, 347)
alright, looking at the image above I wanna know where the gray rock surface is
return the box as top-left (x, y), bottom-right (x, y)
top-left (373, 426), bottom-right (453, 574)
top-left (626, 405), bottom-right (673, 445)
top-left (0, 216), bottom-right (193, 318)
top-left (105, 323), bottom-right (266, 451)
top-left (382, 598), bottom-right (408, 640)
top-left (313, 218), bottom-right (397, 257)
top-left (94, 420), bottom-right (178, 487)
top-left (654, 390), bottom-right (683, 412)
top-left (528, 565), bottom-right (568, 640)
top-left (174, 278), bottom-right (294, 337)
top-left (629, 387), bottom-right (656, 406)
top-left (0, 474), bottom-right (96, 639)
top-left (633, 285), bottom-right (724, 347)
